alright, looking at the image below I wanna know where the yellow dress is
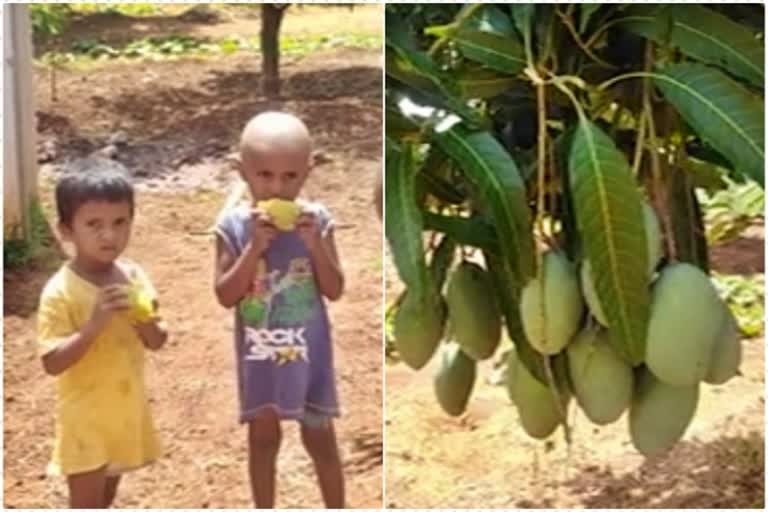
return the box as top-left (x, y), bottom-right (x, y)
top-left (37, 261), bottom-right (161, 476)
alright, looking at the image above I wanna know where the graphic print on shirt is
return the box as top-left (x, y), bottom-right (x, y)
top-left (239, 258), bottom-right (317, 365)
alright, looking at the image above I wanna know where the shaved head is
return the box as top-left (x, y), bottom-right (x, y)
top-left (240, 111), bottom-right (312, 160)
top-left (237, 111), bottom-right (313, 201)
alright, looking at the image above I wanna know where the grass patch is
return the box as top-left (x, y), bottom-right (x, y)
top-left (700, 180), bottom-right (764, 245)
top-left (4, 200), bottom-right (61, 271)
top-left (39, 32), bottom-right (381, 67)
top-left (712, 272), bottom-right (765, 338)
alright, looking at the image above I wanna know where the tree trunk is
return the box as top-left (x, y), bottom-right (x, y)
top-left (261, 4), bottom-right (286, 98)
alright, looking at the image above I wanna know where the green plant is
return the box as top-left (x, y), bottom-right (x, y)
top-left (700, 180), bottom-right (764, 245)
top-left (38, 32), bottom-right (380, 66)
top-left (69, 3), bottom-right (159, 16)
top-left (385, 4), bottom-right (764, 450)
top-left (713, 272), bottom-right (765, 338)
top-left (30, 4), bottom-right (72, 37)
top-left (4, 200), bottom-right (54, 270)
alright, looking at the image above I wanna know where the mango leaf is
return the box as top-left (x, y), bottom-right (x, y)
top-left (580, 5), bottom-right (601, 34)
top-left (385, 44), bottom-right (456, 98)
top-left (680, 155), bottom-right (728, 192)
top-left (457, 69), bottom-right (518, 99)
top-left (385, 139), bottom-right (431, 300)
top-left (465, 4), bottom-right (517, 37)
top-left (654, 64), bottom-right (764, 186)
top-left (453, 29), bottom-right (527, 75)
top-left (422, 212), bottom-right (498, 253)
top-left (386, 75), bottom-right (487, 134)
top-left (568, 118), bottom-right (650, 365)
top-left (484, 250), bottom-right (548, 384)
top-left (385, 87), bottom-right (420, 137)
top-left (386, 30), bottom-right (485, 126)
top-left (429, 234), bottom-right (457, 292)
top-left (385, 10), bottom-right (422, 52)
top-left (385, 52), bottom-right (441, 97)
top-left (385, 35), bottom-right (486, 127)
top-left (668, 166), bottom-right (710, 272)
top-left (511, 4), bottom-right (534, 53)
top-left (552, 127), bottom-right (581, 262)
top-left (433, 123), bottom-right (535, 289)
top-left (620, 5), bottom-right (764, 87)
top-left (417, 148), bottom-right (468, 204)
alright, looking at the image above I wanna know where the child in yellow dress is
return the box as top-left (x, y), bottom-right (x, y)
top-left (36, 157), bottom-right (168, 508)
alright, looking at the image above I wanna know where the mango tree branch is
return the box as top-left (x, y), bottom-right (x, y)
top-left (641, 42), bottom-right (677, 261)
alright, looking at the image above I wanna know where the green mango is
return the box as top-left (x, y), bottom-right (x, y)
top-left (646, 263), bottom-right (724, 386)
top-left (630, 367), bottom-right (699, 457)
top-left (446, 262), bottom-right (502, 360)
top-left (567, 327), bottom-right (633, 425)
top-left (434, 343), bottom-right (477, 416)
top-left (394, 291), bottom-right (446, 370)
top-left (520, 251), bottom-right (584, 355)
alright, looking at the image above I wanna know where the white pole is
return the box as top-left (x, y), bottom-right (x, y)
top-left (3, 4), bottom-right (37, 240)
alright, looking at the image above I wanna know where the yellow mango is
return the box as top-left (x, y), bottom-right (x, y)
top-left (257, 198), bottom-right (301, 231)
top-left (126, 283), bottom-right (155, 323)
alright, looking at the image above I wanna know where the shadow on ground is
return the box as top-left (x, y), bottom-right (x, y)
top-left (37, 60), bottom-right (382, 178)
top-left (567, 431), bottom-right (764, 508)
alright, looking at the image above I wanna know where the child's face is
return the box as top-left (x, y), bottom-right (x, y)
top-left (59, 200), bottom-right (133, 266)
top-left (240, 148), bottom-right (311, 202)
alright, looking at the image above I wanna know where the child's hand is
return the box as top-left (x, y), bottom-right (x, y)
top-left (250, 208), bottom-right (279, 255)
top-left (89, 284), bottom-right (131, 330)
top-left (296, 212), bottom-right (323, 253)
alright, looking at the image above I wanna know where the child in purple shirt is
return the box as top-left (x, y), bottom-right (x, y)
top-left (213, 112), bottom-right (345, 508)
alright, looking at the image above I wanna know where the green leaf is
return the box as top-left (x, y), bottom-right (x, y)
top-left (429, 234), bottom-right (457, 292)
top-left (511, 4), bottom-right (534, 50)
top-left (385, 41), bottom-right (486, 127)
top-left (680, 156), bottom-right (727, 192)
top-left (653, 64), bottom-right (764, 186)
top-left (453, 29), bottom-right (527, 75)
top-left (385, 139), bottom-right (431, 300)
top-left (385, 49), bottom-right (447, 98)
top-left (417, 148), bottom-right (468, 204)
top-left (713, 273), bottom-right (764, 338)
top-left (385, 27), bottom-right (465, 107)
top-left (568, 118), bottom-right (650, 365)
top-left (465, 5), bottom-right (517, 37)
top-left (685, 141), bottom-right (738, 177)
top-left (580, 5), bottom-right (601, 34)
top-left (433, 124), bottom-right (535, 289)
top-left (422, 212), bottom-right (498, 253)
top-left (456, 68), bottom-right (518, 99)
top-left (552, 127), bottom-right (581, 261)
top-left (385, 102), bottom-right (419, 138)
top-left (620, 5), bottom-right (764, 87)
top-left (700, 180), bottom-right (764, 245)
top-left (668, 166), bottom-right (710, 272)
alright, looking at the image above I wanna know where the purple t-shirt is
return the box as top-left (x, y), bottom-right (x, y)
top-left (215, 201), bottom-right (339, 423)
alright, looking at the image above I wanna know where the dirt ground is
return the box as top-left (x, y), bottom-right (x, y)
top-left (385, 229), bottom-right (765, 509)
top-left (4, 7), bottom-right (382, 509)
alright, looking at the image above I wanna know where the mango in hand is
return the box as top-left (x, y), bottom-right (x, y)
top-left (257, 199), bottom-right (301, 231)
top-left (126, 283), bottom-right (156, 323)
